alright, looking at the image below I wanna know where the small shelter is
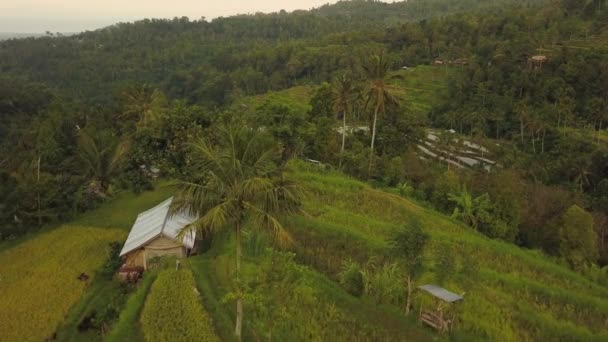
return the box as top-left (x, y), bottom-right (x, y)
top-left (119, 197), bottom-right (197, 270)
top-left (529, 55), bottom-right (547, 70)
top-left (418, 284), bottom-right (464, 333)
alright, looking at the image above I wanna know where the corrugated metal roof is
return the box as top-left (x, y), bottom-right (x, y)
top-left (119, 197), bottom-right (197, 257)
top-left (418, 284), bottom-right (463, 303)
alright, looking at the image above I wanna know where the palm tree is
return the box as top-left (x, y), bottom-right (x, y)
top-left (121, 85), bottom-right (168, 130)
top-left (171, 125), bottom-right (301, 341)
top-left (77, 129), bottom-right (129, 196)
top-left (363, 53), bottom-right (399, 176)
top-left (331, 72), bottom-right (359, 168)
top-left (515, 100), bottom-right (529, 146)
top-left (573, 160), bottom-right (592, 193)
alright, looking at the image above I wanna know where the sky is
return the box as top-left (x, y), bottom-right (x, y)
top-left (0, 0), bottom-right (352, 33)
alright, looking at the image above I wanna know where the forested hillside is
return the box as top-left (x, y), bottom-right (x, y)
top-left (1, 0), bottom-right (608, 340)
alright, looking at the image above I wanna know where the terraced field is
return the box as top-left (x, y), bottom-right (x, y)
top-left (0, 225), bottom-right (126, 341)
top-left (2, 163), bottom-right (606, 341)
top-left (285, 163), bottom-right (608, 341)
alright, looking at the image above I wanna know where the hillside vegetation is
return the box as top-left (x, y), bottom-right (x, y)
top-left (284, 162), bottom-right (608, 341)
top-left (0, 163), bottom-right (606, 340)
top-left (0, 0), bottom-right (607, 340)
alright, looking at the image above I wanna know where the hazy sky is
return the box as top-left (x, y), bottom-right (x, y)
top-left (0, 0), bottom-right (354, 33)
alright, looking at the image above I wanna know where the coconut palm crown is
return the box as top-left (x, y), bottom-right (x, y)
top-left (171, 124), bottom-right (301, 340)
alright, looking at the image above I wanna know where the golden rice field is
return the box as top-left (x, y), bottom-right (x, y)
top-left (140, 267), bottom-right (220, 342)
top-left (0, 225), bottom-right (126, 341)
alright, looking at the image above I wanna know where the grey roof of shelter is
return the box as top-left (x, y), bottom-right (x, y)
top-left (119, 197), bottom-right (197, 257)
top-left (418, 284), bottom-right (463, 303)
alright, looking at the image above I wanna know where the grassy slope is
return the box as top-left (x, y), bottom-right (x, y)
top-left (2, 165), bottom-right (606, 340)
top-left (2, 184), bottom-right (175, 342)
top-left (106, 272), bottom-right (157, 342)
top-left (54, 184), bottom-right (175, 341)
top-left (188, 233), bottom-right (436, 341)
top-left (228, 64), bottom-right (452, 119)
top-left (0, 225), bottom-right (125, 341)
top-left (390, 65), bottom-right (454, 115)
top-left (286, 163), bottom-right (608, 341)
top-left (232, 85), bottom-right (315, 114)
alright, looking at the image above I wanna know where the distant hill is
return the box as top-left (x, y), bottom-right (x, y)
top-left (0, 32), bottom-right (77, 41)
top-left (313, 0), bottom-right (548, 24)
top-left (0, 32), bottom-right (44, 40)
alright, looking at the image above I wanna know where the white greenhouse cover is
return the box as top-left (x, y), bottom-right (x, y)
top-left (119, 197), bottom-right (197, 257)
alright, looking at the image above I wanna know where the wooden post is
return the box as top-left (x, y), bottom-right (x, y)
top-left (143, 249), bottom-right (147, 271)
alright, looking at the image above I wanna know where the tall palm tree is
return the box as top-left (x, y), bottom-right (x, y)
top-left (171, 125), bottom-right (301, 341)
top-left (331, 72), bottom-right (359, 168)
top-left (77, 129), bottom-right (129, 196)
top-left (120, 85), bottom-right (168, 130)
top-left (363, 53), bottom-right (398, 176)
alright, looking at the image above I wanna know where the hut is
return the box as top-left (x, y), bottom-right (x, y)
top-left (529, 55), bottom-right (547, 70)
top-left (418, 284), bottom-right (464, 333)
top-left (119, 197), bottom-right (197, 270)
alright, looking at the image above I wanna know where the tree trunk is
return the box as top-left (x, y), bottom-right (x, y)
top-left (520, 118), bottom-right (524, 145)
top-left (368, 105), bottom-right (379, 177)
top-left (235, 221), bottom-right (243, 341)
top-left (340, 110), bottom-right (347, 169)
top-left (541, 128), bottom-right (546, 154)
top-left (406, 275), bottom-right (413, 315)
top-left (37, 155), bottom-right (41, 226)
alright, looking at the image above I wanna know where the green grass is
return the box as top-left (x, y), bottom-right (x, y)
top-left (55, 278), bottom-right (123, 342)
top-left (232, 85), bottom-right (315, 115)
top-left (188, 232), bottom-right (437, 341)
top-left (390, 65), bottom-right (456, 115)
top-left (558, 127), bottom-right (608, 148)
top-left (72, 182), bottom-right (174, 230)
top-left (284, 161), bottom-right (608, 340)
top-left (2, 162), bottom-right (607, 340)
top-left (106, 272), bottom-right (157, 342)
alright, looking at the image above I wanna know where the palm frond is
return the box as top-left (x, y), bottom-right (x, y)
top-left (243, 201), bottom-right (293, 248)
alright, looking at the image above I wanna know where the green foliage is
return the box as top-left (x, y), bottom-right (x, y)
top-left (431, 169), bottom-right (460, 212)
top-left (338, 259), bottom-right (365, 297)
top-left (362, 261), bottom-right (404, 306)
top-left (397, 181), bottom-right (414, 198)
top-left (106, 272), bottom-right (157, 342)
top-left (559, 205), bottom-right (599, 269)
top-left (389, 221), bottom-right (429, 278)
top-left (140, 268), bottom-right (219, 342)
top-left (286, 165), bottom-right (608, 340)
top-left (172, 123), bottom-right (302, 338)
top-left (434, 243), bottom-right (457, 285)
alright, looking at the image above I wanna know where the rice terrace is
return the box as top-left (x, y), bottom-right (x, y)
top-left (1, 0), bottom-right (608, 341)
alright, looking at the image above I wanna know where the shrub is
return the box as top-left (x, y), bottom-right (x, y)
top-left (338, 259), bottom-right (365, 297)
top-left (363, 261), bottom-right (404, 305)
top-left (106, 272), bottom-right (157, 342)
top-left (140, 268), bottom-right (219, 342)
top-left (558, 205), bottom-right (598, 269)
top-left (0, 225), bottom-right (125, 341)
